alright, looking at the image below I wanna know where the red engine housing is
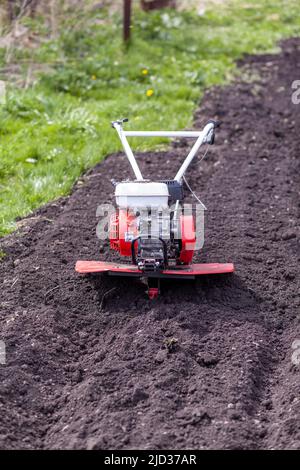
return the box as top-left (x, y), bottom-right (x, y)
top-left (109, 209), bottom-right (138, 257)
top-left (109, 210), bottom-right (196, 265)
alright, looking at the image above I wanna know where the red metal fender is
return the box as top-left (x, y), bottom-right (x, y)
top-left (179, 214), bottom-right (196, 264)
top-left (75, 260), bottom-right (234, 277)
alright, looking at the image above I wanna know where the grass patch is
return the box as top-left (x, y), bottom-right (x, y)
top-left (0, 0), bottom-right (300, 236)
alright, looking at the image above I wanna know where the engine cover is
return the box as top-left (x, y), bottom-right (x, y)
top-left (109, 209), bottom-right (138, 257)
top-left (115, 181), bottom-right (169, 208)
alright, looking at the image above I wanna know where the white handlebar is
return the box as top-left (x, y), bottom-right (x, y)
top-left (112, 120), bottom-right (216, 182)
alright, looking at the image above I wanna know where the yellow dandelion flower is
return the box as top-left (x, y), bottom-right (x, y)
top-left (146, 89), bottom-right (154, 97)
top-left (142, 68), bottom-right (148, 75)
top-left (91, 75), bottom-right (97, 80)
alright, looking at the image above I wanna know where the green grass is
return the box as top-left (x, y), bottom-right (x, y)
top-left (0, 0), bottom-right (300, 236)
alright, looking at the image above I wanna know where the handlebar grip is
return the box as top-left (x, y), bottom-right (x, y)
top-left (111, 118), bottom-right (129, 128)
top-left (207, 119), bottom-right (221, 128)
top-left (206, 120), bottom-right (221, 145)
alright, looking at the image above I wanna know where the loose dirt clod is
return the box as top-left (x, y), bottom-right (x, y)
top-left (163, 337), bottom-right (178, 353)
top-left (0, 39), bottom-right (300, 450)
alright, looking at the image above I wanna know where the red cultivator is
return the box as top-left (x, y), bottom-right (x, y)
top-left (76, 119), bottom-right (234, 298)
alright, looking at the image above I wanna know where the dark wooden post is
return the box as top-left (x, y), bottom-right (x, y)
top-left (123, 0), bottom-right (132, 43)
top-left (7, 0), bottom-right (15, 22)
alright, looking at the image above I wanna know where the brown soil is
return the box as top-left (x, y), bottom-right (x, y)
top-left (0, 39), bottom-right (300, 450)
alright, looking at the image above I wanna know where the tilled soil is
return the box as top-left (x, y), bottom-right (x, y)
top-left (0, 39), bottom-right (300, 450)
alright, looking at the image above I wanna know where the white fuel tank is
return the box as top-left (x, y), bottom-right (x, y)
top-left (115, 181), bottom-right (169, 208)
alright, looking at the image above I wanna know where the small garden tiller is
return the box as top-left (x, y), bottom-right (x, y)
top-left (76, 119), bottom-right (234, 298)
